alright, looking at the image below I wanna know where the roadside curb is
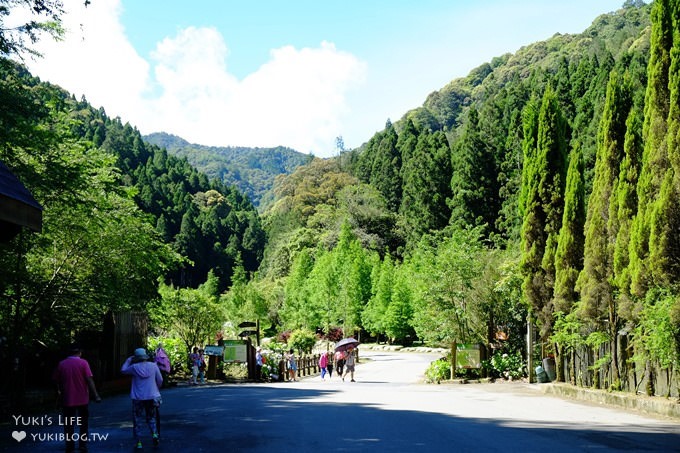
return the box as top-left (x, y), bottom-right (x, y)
top-left (539, 382), bottom-right (680, 420)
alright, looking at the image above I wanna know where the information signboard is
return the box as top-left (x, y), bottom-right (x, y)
top-left (454, 343), bottom-right (483, 369)
top-left (223, 340), bottom-right (247, 363)
top-left (203, 345), bottom-right (224, 357)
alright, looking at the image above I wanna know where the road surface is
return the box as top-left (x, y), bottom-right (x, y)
top-left (4, 350), bottom-right (679, 452)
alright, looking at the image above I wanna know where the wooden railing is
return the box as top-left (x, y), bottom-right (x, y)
top-left (277, 353), bottom-right (322, 381)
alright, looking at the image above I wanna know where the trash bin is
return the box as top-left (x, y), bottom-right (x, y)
top-left (535, 365), bottom-right (549, 383)
top-left (542, 357), bottom-right (556, 382)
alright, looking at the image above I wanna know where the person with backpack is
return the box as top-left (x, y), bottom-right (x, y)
top-left (154, 344), bottom-right (171, 388)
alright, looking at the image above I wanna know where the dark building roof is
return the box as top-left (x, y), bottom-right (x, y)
top-left (0, 161), bottom-right (43, 239)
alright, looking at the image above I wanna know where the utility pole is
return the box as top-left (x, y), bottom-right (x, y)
top-left (527, 318), bottom-right (534, 383)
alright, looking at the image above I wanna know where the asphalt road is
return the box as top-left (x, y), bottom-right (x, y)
top-left (4, 350), bottom-right (680, 452)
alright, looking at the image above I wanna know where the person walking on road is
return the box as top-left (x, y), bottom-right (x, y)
top-left (188, 347), bottom-right (200, 385)
top-left (197, 348), bottom-right (207, 384)
top-left (52, 344), bottom-right (102, 453)
top-left (286, 349), bottom-right (298, 381)
top-left (121, 348), bottom-right (163, 450)
top-left (327, 352), bottom-right (334, 379)
top-left (342, 347), bottom-right (356, 382)
top-left (255, 347), bottom-right (264, 382)
top-left (319, 351), bottom-right (329, 380)
top-left (335, 350), bottom-right (346, 377)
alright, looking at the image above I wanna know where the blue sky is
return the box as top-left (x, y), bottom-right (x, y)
top-left (21, 0), bottom-right (628, 157)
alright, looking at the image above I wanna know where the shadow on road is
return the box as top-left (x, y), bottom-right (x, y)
top-left (4, 383), bottom-right (679, 452)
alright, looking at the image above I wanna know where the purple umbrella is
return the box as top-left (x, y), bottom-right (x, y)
top-left (334, 337), bottom-right (360, 352)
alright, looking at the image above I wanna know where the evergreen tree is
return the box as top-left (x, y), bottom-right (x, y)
top-left (553, 147), bottom-right (585, 315)
top-left (652, 0), bottom-right (680, 286)
top-left (384, 267), bottom-right (414, 343)
top-left (449, 106), bottom-right (499, 235)
top-left (400, 129), bottom-right (452, 243)
top-left (396, 119), bottom-right (419, 175)
top-left (369, 120), bottom-right (402, 211)
top-left (520, 88), bottom-right (568, 338)
top-left (629, 0), bottom-right (673, 296)
top-left (281, 249), bottom-right (315, 330)
top-left (613, 109), bottom-right (643, 321)
top-left (577, 71), bottom-right (632, 322)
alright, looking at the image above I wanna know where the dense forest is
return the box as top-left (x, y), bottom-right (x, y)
top-left (1, 0), bottom-right (679, 398)
top-left (0, 60), bottom-right (265, 352)
top-left (243, 0), bottom-right (679, 395)
top-left (143, 132), bottom-right (312, 208)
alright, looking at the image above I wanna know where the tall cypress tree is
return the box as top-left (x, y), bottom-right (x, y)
top-left (577, 71), bottom-right (632, 322)
top-left (553, 146), bottom-right (585, 315)
top-left (520, 88), bottom-right (568, 338)
top-left (519, 98), bottom-right (543, 324)
top-left (629, 0), bottom-right (673, 296)
top-left (613, 109), bottom-right (643, 321)
top-left (651, 0), bottom-right (680, 285)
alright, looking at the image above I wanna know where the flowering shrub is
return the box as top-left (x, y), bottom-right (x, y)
top-left (324, 327), bottom-right (344, 342)
top-left (483, 352), bottom-right (525, 380)
top-left (261, 351), bottom-right (283, 381)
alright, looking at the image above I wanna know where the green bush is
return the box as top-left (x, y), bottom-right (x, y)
top-left (425, 357), bottom-right (451, 383)
top-left (288, 329), bottom-right (317, 354)
top-left (483, 352), bottom-right (525, 380)
top-left (222, 362), bottom-right (248, 380)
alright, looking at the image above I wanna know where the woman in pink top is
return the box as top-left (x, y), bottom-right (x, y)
top-left (121, 348), bottom-right (163, 450)
top-left (319, 352), bottom-right (329, 380)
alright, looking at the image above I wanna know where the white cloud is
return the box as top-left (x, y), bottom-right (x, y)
top-left (21, 0), bottom-right (366, 158)
top-left (23, 0), bottom-right (150, 119)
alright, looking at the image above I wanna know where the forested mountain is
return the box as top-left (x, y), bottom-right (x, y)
top-left (144, 132), bottom-right (312, 208)
top-left (347, 2), bottom-right (651, 248)
top-left (0, 59), bottom-right (265, 350)
top-left (248, 1), bottom-right (680, 396)
top-left (3, 0), bottom-right (679, 401)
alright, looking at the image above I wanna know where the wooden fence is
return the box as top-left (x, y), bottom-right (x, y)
top-left (554, 335), bottom-right (678, 398)
top-left (271, 352), bottom-right (358, 381)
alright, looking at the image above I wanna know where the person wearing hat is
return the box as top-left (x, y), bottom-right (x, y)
top-left (52, 344), bottom-right (101, 453)
top-left (121, 348), bottom-right (163, 450)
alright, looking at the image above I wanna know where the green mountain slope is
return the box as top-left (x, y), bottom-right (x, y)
top-left (144, 132), bottom-right (312, 208)
top-left (344, 1), bottom-right (651, 247)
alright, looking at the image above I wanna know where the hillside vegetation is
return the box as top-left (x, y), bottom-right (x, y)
top-left (3, 0), bottom-right (679, 399)
top-left (249, 1), bottom-right (680, 395)
top-left (144, 132), bottom-right (312, 208)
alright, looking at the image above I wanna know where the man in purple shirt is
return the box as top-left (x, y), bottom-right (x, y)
top-left (53, 344), bottom-right (101, 453)
top-left (121, 347), bottom-right (163, 450)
